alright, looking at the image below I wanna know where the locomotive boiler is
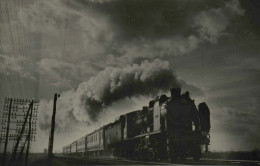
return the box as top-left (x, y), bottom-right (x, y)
top-left (63, 88), bottom-right (210, 162)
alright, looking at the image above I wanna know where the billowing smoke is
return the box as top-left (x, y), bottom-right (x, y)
top-left (36, 59), bottom-right (201, 152)
top-left (72, 59), bottom-right (179, 121)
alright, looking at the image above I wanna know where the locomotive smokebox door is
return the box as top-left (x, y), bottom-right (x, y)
top-left (198, 102), bottom-right (211, 152)
top-left (198, 102), bottom-right (210, 133)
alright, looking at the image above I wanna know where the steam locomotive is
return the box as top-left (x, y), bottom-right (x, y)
top-left (63, 88), bottom-right (210, 162)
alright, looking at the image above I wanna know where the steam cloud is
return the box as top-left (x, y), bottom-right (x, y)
top-left (72, 59), bottom-right (179, 121)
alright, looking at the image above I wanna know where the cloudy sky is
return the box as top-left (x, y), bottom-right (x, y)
top-left (0, 0), bottom-right (260, 153)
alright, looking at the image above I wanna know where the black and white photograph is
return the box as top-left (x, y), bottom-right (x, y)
top-left (0, 0), bottom-right (260, 165)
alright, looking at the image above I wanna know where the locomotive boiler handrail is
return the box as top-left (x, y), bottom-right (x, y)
top-left (123, 130), bottom-right (161, 141)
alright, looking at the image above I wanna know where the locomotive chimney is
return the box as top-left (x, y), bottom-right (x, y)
top-left (149, 100), bottom-right (155, 108)
top-left (170, 88), bottom-right (181, 99)
top-left (159, 95), bottom-right (168, 106)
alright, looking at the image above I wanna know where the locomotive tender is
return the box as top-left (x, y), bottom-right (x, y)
top-left (63, 88), bottom-right (210, 161)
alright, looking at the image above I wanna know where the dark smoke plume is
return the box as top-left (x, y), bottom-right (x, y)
top-left (73, 59), bottom-right (180, 121)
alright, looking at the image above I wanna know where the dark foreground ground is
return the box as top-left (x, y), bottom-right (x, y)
top-left (203, 150), bottom-right (260, 161)
top-left (1, 150), bottom-right (260, 166)
top-left (29, 156), bottom-right (260, 166)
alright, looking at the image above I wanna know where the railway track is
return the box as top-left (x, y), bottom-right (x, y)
top-left (53, 156), bottom-right (260, 165)
top-left (54, 156), bottom-right (169, 165)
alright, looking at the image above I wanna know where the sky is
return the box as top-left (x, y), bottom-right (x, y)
top-left (0, 0), bottom-right (260, 153)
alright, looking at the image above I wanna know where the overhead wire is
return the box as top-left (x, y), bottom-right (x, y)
top-left (32, 0), bottom-right (40, 100)
top-left (0, 1), bottom-right (10, 101)
top-left (6, 0), bottom-right (23, 99)
top-left (10, 0), bottom-right (24, 99)
top-left (0, 0), bottom-right (11, 101)
top-left (0, 0), bottom-right (16, 100)
top-left (18, 0), bottom-right (30, 99)
top-left (13, 0), bottom-right (27, 100)
top-left (36, 0), bottom-right (41, 101)
top-left (28, 0), bottom-right (34, 99)
top-left (11, 0), bottom-right (22, 99)
top-left (3, 0), bottom-right (21, 99)
top-left (0, 0), bottom-right (15, 138)
top-left (22, 0), bottom-right (30, 99)
top-left (59, 0), bottom-right (71, 94)
top-left (0, 1), bottom-right (10, 122)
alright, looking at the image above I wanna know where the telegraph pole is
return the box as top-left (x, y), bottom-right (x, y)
top-left (1, 99), bottom-right (39, 166)
top-left (10, 102), bottom-right (33, 163)
top-left (48, 93), bottom-right (60, 161)
top-left (3, 98), bottom-right (12, 166)
top-left (25, 102), bottom-right (33, 166)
